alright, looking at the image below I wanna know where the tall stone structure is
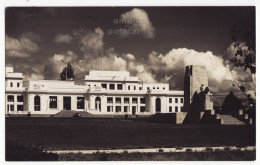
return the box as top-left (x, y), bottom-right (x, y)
top-left (184, 65), bottom-right (209, 112)
top-left (183, 65), bottom-right (220, 124)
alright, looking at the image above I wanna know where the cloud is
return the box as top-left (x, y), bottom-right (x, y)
top-left (75, 28), bottom-right (104, 56)
top-left (119, 8), bottom-right (155, 38)
top-left (6, 34), bottom-right (39, 58)
top-left (44, 51), bottom-right (78, 79)
top-left (54, 33), bottom-right (73, 43)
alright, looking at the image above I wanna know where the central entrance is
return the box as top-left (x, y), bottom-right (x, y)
top-left (63, 96), bottom-right (71, 110)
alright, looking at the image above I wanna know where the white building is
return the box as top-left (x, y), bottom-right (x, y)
top-left (5, 67), bottom-right (184, 116)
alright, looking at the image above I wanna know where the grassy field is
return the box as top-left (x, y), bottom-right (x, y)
top-left (6, 117), bottom-right (255, 151)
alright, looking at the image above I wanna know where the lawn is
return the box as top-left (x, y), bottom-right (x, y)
top-left (6, 117), bottom-right (255, 150)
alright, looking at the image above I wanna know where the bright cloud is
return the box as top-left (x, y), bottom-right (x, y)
top-left (54, 33), bottom-right (73, 43)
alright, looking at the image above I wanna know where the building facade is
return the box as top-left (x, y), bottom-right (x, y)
top-left (6, 68), bottom-right (184, 116)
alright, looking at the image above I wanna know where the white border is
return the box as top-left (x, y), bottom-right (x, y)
top-left (0, 0), bottom-right (258, 165)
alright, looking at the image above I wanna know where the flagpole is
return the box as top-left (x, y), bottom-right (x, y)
top-left (101, 51), bottom-right (103, 71)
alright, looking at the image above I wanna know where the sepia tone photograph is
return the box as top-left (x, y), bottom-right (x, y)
top-left (4, 5), bottom-right (256, 161)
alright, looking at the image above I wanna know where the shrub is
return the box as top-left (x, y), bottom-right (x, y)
top-left (186, 148), bottom-right (192, 152)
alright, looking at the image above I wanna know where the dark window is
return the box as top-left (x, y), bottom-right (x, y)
top-left (8, 105), bottom-right (14, 111)
top-left (77, 97), bottom-right (84, 109)
top-left (124, 98), bottom-right (129, 104)
top-left (163, 87), bottom-right (165, 90)
top-left (116, 106), bottom-right (121, 112)
top-left (10, 82), bottom-right (13, 87)
top-left (128, 86), bottom-right (130, 90)
top-left (49, 96), bottom-right (57, 108)
top-left (34, 95), bottom-right (40, 111)
top-left (116, 97), bottom-right (121, 104)
top-left (157, 87), bottom-right (159, 89)
top-left (134, 86), bottom-right (136, 90)
top-left (175, 106), bottom-right (178, 112)
top-left (140, 106), bottom-right (145, 112)
top-left (169, 106), bottom-right (172, 112)
top-left (17, 83), bottom-right (20, 87)
top-left (107, 97), bottom-right (113, 103)
top-left (117, 84), bottom-right (123, 90)
top-left (17, 96), bottom-right (23, 102)
top-left (124, 106), bottom-right (128, 112)
top-left (175, 98), bottom-right (178, 103)
top-left (139, 87), bottom-right (142, 90)
top-left (107, 106), bottom-right (113, 112)
top-left (17, 105), bottom-right (23, 111)
top-left (169, 98), bottom-right (172, 103)
top-left (132, 98), bottom-right (137, 104)
top-left (140, 98), bottom-right (145, 104)
top-left (7, 95), bottom-right (14, 102)
top-left (147, 87), bottom-right (150, 90)
top-left (181, 98), bottom-right (184, 103)
top-left (109, 84), bottom-right (115, 90)
top-left (153, 86), bottom-right (155, 89)
top-left (101, 84), bottom-right (107, 89)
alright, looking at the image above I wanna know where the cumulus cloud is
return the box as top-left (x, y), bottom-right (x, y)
top-left (75, 28), bottom-right (104, 56)
top-left (6, 34), bottom-right (39, 58)
top-left (54, 33), bottom-right (73, 43)
top-left (44, 51), bottom-right (78, 79)
top-left (119, 8), bottom-right (155, 38)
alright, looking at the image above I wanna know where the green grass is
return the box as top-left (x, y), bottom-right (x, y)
top-left (6, 118), bottom-right (255, 150)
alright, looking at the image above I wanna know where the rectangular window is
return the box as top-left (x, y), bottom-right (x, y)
top-left (147, 87), bottom-right (150, 90)
top-left (107, 106), bottom-right (113, 112)
top-left (181, 98), bottom-right (184, 103)
top-left (139, 87), bottom-right (142, 90)
top-left (169, 98), bottom-right (172, 103)
top-left (140, 98), bottom-right (145, 104)
top-left (17, 83), bottom-right (20, 87)
top-left (124, 98), bottom-right (129, 104)
top-left (10, 105), bottom-right (14, 111)
top-left (17, 96), bottom-right (23, 102)
top-left (169, 106), bottom-right (172, 112)
top-left (132, 98), bottom-right (137, 104)
top-left (134, 86), bottom-right (136, 90)
top-left (157, 87), bottom-right (159, 89)
top-left (116, 97), bottom-right (121, 104)
top-left (124, 106), bottom-right (128, 112)
top-left (17, 105), bottom-right (23, 111)
top-left (163, 87), bottom-right (165, 90)
top-left (77, 97), bottom-right (84, 109)
top-left (101, 84), bottom-right (107, 89)
top-left (49, 96), bottom-right (57, 108)
top-left (153, 86), bottom-right (155, 89)
top-left (175, 98), bottom-right (178, 103)
top-left (10, 82), bottom-right (13, 87)
top-left (175, 106), bottom-right (178, 112)
top-left (140, 106), bottom-right (145, 112)
top-left (109, 84), bottom-right (115, 90)
top-left (117, 84), bottom-right (123, 90)
top-left (128, 85), bottom-right (130, 90)
top-left (7, 95), bottom-right (14, 102)
top-left (107, 97), bottom-right (113, 103)
top-left (116, 106), bottom-right (121, 112)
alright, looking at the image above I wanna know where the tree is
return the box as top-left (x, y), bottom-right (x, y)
top-left (230, 25), bottom-right (255, 122)
top-left (221, 91), bottom-right (242, 114)
top-left (60, 63), bottom-right (75, 81)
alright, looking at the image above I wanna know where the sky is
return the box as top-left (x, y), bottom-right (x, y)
top-left (5, 7), bottom-right (255, 106)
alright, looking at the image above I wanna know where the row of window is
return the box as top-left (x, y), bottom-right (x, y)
top-left (98, 83), bottom-right (167, 91)
top-left (169, 106), bottom-right (182, 112)
top-left (7, 104), bottom-right (23, 111)
top-left (34, 96), bottom-right (85, 111)
top-left (7, 95), bottom-right (23, 102)
top-left (107, 106), bottom-right (146, 112)
top-left (107, 97), bottom-right (145, 104)
top-left (9, 82), bottom-right (21, 88)
top-left (169, 98), bottom-right (183, 103)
